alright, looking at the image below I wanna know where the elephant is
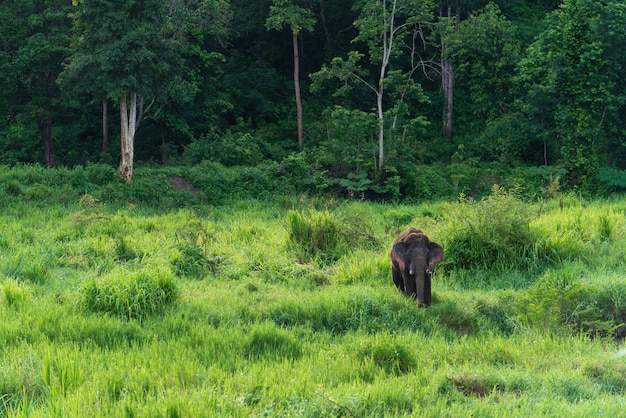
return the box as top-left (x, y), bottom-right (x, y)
top-left (390, 227), bottom-right (444, 306)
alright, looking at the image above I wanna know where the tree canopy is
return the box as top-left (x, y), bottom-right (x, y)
top-left (1, 0), bottom-right (625, 193)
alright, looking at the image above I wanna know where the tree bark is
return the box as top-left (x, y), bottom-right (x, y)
top-left (37, 118), bottom-right (56, 168)
top-left (293, 31), bottom-right (304, 147)
top-left (118, 92), bottom-right (143, 180)
top-left (441, 0), bottom-right (460, 139)
top-left (102, 98), bottom-right (109, 153)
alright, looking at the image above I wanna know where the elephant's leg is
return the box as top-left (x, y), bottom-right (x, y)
top-left (423, 276), bottom-right (432, 306)
top-left (392, 267), bottom-right (404, 292)
top-left (403, 272), bottom-right (417, 297)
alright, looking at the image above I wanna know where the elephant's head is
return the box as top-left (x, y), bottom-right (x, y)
top-left (390, 227), bottom-right (444, 306)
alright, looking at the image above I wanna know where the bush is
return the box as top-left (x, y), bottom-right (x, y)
top-left (515, 268), bottom-right (626, 339)
top-left (182, 132), bottom-right (266, 167)
top-left (286, 210), bottom-right (344, 263)
top-left (442, 185), bottom-right (535, 270)
top-left (188, 161), bottom-right (238, 205)
top-left (396, 162), bottom-right (454, 201)
top-left (86, 163), bottom-right (118, 186)
top-left (79, 269), bottom-right (179, 321)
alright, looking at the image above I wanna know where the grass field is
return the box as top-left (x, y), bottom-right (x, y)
top-left (1, 183), bottom-right (626, 416)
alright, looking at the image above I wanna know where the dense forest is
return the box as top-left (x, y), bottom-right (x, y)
top-left (1, 0), bottom-right (626, 199)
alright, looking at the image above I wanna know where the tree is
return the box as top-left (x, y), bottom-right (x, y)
top-left (440, 0), bottom-right (460, 139)
top-left (517, 0), bottom-right (626, 182)
top-left (0, 0), bottom-right (74, 167)
top-left (447, 3), bottom-right (520, 123)
top-left (66, 0), bottom-right (231, 179)
top-left (312, 0), bottom-right (435, 170)
top-left (266, 0), bottom-right (316, 147)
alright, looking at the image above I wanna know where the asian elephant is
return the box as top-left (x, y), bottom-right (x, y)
top-left (390, 227), bottom-right (444, 306)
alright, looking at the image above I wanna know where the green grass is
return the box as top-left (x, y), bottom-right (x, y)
top-left (1, 186), bottom-right (626, 416)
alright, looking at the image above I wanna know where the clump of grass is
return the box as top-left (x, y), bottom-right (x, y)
top-left (243, 322), bottom-right (302, 361)
top-left (171, 226), bottom-right (224, 279)
top-left (286, 210), bottom-right (344, 263)
top-left (171, 244), bottom-right (222, 279)
top-left (1, 278), bottom-right (32, 307)
top-left (42, 350), bottom-right (83, 396)
top-left (286, 209), bottom-right (379, 265)
top-left (3, 179), bottom-right (22, 197)
top-left (2, 253), bottom-right (51, 284)
top-left (79, 269), bottom-right (179, 321)
top-left (114, 236), bottom-right (142, 262)
top-left (440, 373), bottom-right (505, 398)
top-left (356, 336), bottom-right (416, 375)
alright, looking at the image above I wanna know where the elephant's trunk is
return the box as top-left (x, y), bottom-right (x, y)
top-left (414, 267), bottom-right (426, 305)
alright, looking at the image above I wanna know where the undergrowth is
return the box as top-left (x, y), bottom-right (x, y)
top-left (1, 174), bottom-right (626, 417)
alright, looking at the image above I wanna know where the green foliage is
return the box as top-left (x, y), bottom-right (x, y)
top-left (442, 185), bottom-right (535, 270)
top-left (447, 3), bottom-right (521, 124)
top-left (596, 167), bottom-right (626, 193)
top-left (182, 132), bottom-right (267, 167)
top-left (515, 268), bottom-right (626, 339)
top-left (517, 0), bottom-right (626, 185)
top-left (86, 163), bottom-right (118, 186)
top-left (3, 167), bottom-right (626, 416)
top-left (171, 225), bottom-right (223, 280)
top-left (243, 322), bottom-right (303, 361)
top-left (356, 334), bottom-right (417, 375)
top-left (0, 278), bottom-right (32, 308)
top-left (286, 210), bottom-right (344, 263)
top-left (79, 269), bottom-right (179, 321)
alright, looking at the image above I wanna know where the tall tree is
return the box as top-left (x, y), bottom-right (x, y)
top-left (0, 0), bottom-right (73, 167)
top-left (517, 0), bottom-right (626, 181)
top-left (266, 0), bottom-right (316, 147)
top-left (447, 3), bottom-right (520, 123)
top-left (440, 0), bottom-right (460, 139)
top-left (66, 0), bottom-right (230, 179)
top-left (312, 0), bottom-right (435, 169)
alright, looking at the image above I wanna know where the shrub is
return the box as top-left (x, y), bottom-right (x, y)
top-left (79, 269), bottom-right (179, 321)
top-left (286, 210), bottom-right (344, 263)
top-left (188, 161), bottom-right (238, 205)
top-left (397, 163), bottom-right (454, 201)
top-left (442, 185), bottom-right (535, 270)
top-left (3, 179), bottom-right (22, 197)
top-left (515, 268), bottom-right (626, 339)
top-left (86, 163), bottom-right (118, 186)
top-left (182, 132), bottom-right (266, 167)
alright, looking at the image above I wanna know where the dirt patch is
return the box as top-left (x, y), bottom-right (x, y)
top-left (168, 176), bottom-right (201, 194)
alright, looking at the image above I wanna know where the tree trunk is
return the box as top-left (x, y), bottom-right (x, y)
top-left (441, 0), bottom-right (460, 139)
top-left (102, 98), bottom-right (109, 153)
top-left (377, 0), bottom-right (397, 170)
top-left (37, 118), bottom-right (56, 168)
top-left (293, 32), bottom-right (304, 147)
top-left (442, 59), bottom-right (454, 139)
top-left (118, 92), bottom-right (143, 180)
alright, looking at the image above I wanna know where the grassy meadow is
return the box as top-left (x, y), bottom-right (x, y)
top-left (1, 168), bottom-right (626, 416)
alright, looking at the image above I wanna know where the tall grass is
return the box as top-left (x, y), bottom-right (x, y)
top-left (2, 176), bottom-right (626, 416)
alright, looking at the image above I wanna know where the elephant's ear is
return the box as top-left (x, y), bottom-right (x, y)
top-left (428, 243), bottom-right (444, 268)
